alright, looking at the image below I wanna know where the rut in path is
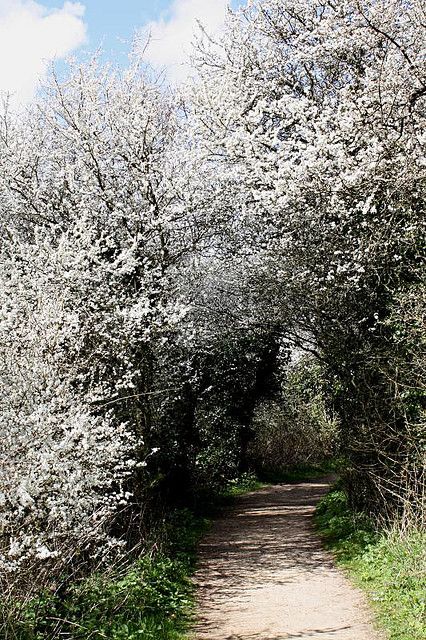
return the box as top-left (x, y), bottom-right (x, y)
top-left (192, 478), bottom-right (382, 640)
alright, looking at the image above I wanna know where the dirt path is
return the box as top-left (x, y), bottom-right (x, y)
top-left (192, 478), bottom-right (382, 640)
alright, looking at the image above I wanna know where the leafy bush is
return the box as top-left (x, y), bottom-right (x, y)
top-left (315, 489), bottom-right (377, 559)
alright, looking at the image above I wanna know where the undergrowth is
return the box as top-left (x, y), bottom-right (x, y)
top-left (1, 473), bottom-right (264, 640)
top-left (257, 460), bottom-right (337, 485)
top-left (1, 509), bottom-right (208, 640)
top-left (222, 472), bottom-right (264, 498)
top-left (315, 487), bottom-right (426, 640)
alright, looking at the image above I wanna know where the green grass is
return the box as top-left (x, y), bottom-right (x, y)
top-left (315, 487), bottom-right (426, 640)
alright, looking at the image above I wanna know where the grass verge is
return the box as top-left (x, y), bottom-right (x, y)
top-left (315, 487), bottom-right (426, 640)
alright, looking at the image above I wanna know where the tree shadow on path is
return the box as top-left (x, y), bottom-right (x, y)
top-left (193, 478), bottom-right (380, 640)
top-left (195, 480), bottom-right (334, 603)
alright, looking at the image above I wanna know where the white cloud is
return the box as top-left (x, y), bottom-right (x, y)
top-left (0, 1), bottom-right (87, 103)
top-left (141, 0), bottom-right (229, 82)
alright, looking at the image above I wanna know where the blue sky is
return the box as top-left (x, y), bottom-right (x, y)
top-left (0, 0), bottom-right (242, 102)
top-left (42, 0), bottom-right (175, 61)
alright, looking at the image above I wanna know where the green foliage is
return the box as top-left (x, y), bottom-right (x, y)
top-left (145, 328), bottom-right (280, 506)
top-left (165, 509), bottom-right (209, 564)
top-left (258, 461), bottom-right (337, 485)
top-left (223, 472), bottom-right (264, 497)
top-left (2, 510), bottom-right (207, 640)
top-left (315, 488), bottom-right (377, 559)
top-left (249, 356), bottom-right (338, 473)
top-left (189, 329), bottom-right (280, 494)
top-left (13, 558), bottom-right (190, 640)
top-left (316, 488), bottom-right (426, 640)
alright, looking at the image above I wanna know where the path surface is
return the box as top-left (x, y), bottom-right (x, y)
top-left (193, 478), bottom-right (382, 640)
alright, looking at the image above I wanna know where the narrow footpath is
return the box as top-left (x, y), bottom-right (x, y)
top-left (193, 478), bottom-right (382, 640)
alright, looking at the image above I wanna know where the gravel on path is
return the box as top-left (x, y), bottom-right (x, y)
top-left (192, 479), bottom-right (383, 640)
